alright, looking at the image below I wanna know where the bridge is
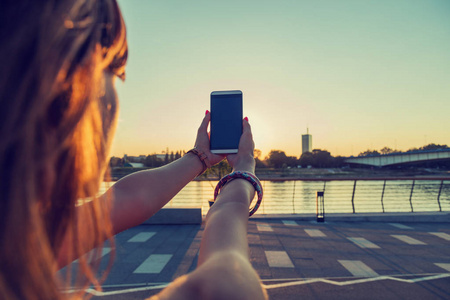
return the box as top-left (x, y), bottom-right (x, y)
top-left (344, 149), bottom-right (450, 167)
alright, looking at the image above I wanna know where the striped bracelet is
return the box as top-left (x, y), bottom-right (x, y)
top-left (213, 171), bottom-right (263, 216)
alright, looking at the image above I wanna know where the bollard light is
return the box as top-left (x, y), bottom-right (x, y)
top-left (316, 191), bottom-right (325, 223)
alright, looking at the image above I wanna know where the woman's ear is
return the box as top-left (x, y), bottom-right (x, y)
top-left (99, 70), bottom-right (119, 137)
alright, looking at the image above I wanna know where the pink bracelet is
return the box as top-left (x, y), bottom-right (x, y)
top-left (213, 171), bottom-right (263, 216)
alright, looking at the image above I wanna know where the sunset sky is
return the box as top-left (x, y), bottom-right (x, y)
top-left (112, 0), bottom-right (449, 159)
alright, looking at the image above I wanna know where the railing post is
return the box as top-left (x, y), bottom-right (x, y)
top-left (437, 180), bottom-right (443, 212)
top-left (380, 180), bottom-right (386, 213)
top-left (351, 180), bottom-right (357, 213)
top-left (409, 180), bottom-right (415, 212)
top-left (292, 181), bottom-right (296, 214)
top-left (262, 181), bottom-right (266, 214)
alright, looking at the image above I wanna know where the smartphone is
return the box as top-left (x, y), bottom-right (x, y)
top-left (210, 90), bottom-right (243, 154)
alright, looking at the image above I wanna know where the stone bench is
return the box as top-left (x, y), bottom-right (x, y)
top-left (143, 207), bottom-right (202, 225)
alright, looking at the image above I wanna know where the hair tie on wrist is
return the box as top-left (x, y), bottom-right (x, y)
top-left (213, 171), bottom-right (263, 216)
top-left (186, 148), bottom-right (211, 176)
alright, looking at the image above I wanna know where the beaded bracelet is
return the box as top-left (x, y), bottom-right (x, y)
top-left (213, 171), bottom-right (263, 216)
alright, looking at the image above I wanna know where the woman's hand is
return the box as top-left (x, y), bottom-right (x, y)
top-left (226, 117), bottom-right (256, 173)
top-left (194, 111), bottom-right (226, 166)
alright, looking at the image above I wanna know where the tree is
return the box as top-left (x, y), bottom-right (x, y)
top-left (358, 149), bottom-right (380, 157)
top-left (298, 149), bottom-right (344, 168)
top-left (298, 149), bottom-right (333, 168)
top-left (109, 157), bottom-right (123, 168)
top-left (265, 150), bottom-right (290, 168)
top-left (312, 149), bottom-right (332, 168)
top-left (419, 143), bottom-right (449, 151)
top-left (144, 155), bottom-right (163, 168)
top-left (170, 151), bottom-right (175, 162)
top-left (286, 156), bottom-right (298, 167)
top-left (333, 156), bottom-right (346, 168)
top-left (255, 158), bottom-right (267, 168)
top-left (208, 160), bottom-right (232, 179)
top-left (254, 149), bottom-right (262, 160)
top-left (380, 147), bottom-right (394, 155)
top-left (299, 152), bottom-right (314, 168)
top-left (253, 149), bottom-right (266, 168)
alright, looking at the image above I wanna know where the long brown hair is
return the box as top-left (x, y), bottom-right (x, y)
top-left (0, 1), bottom-right (127, 299)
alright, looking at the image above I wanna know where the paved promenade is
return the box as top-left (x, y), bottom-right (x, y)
top-left (64, 214), bottom-right (450, 299)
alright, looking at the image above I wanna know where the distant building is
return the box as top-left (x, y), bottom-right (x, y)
top-left (302, 128), bottom-right (312, 154)
top-left (123, 154), bottom-right (146, 163)
top-left (123, 162), bottom-right (145, 168)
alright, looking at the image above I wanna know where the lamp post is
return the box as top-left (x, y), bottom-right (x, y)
top-left (316, 191), bottom-right (325, 223)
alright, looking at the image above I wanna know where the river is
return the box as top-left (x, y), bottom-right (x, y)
top-left (100, 179), bottom-right (450, 215)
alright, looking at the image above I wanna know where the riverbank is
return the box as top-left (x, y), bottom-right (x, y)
top-left (109, 167), bottom-right (450, 181)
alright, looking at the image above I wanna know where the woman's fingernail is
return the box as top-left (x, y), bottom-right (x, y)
top-left (205, 110), bottom-right (209, 115)
top-left (244, 117), bottom-right (249, 122)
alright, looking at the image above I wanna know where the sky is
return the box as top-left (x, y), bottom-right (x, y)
top-left (112, 0), bottom-right (450, 159)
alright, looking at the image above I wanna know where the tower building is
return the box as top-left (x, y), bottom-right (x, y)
top-left (302, 128), bottom-right (312, 154)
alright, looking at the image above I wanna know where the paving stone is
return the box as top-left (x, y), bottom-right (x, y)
top-left (76, 220), bottom-right (450, 300)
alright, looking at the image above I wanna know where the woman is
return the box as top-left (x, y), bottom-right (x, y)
top-left (0, 1), bottom-right (267, 299)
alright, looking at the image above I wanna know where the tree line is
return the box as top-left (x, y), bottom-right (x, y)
top-left (110, 143), bottom-right (449, 170)
top-left (358, 143), bottom-right (449, 157)
top-left (110, 150), bottom-right (185, 168)
top-left (110, 149), bottom-right (345, 169)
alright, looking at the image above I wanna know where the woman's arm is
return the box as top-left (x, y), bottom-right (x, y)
top-left (152, 119), bottom-right (268, 300)
top-left (58, 112), bottom-right (223, 267)
top-left (108, 152), bottom-right (203, 233)
top-left (107, 111), bottom-right (223, 234)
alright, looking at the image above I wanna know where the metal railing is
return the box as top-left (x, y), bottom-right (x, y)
top-left (258, 178), bottom-right (450, 214)
top-left (163, 178), bottom-right (450, 215)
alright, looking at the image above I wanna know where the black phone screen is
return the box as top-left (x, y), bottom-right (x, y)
top-left (210, 91), bottom-right (243, 153)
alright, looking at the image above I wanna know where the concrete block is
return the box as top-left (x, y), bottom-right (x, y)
top-left (144, 207), bottom-right (202, 225)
